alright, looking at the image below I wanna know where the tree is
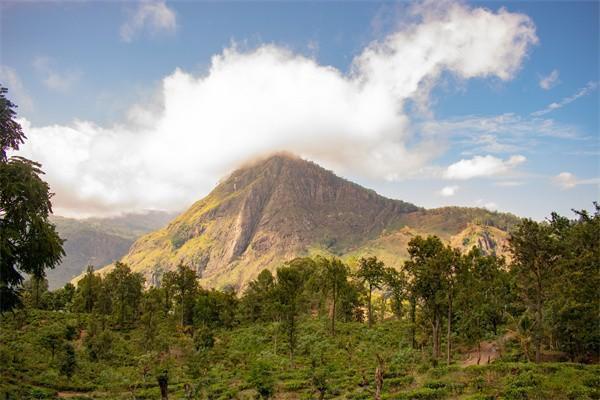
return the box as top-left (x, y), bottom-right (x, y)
top-left (356, 256), bottom-right (386, 328)
top-left (140, 288), bottom-right (162, 349)
top-left (240, 269), bottom-right (276, 323)
top-left (22, 276), bottom-right (49, 309)
top-left (318, 257), bottom-right (349, 335)
top-left (509, 219), bottom-right (558, 363)
top-left (0, 85), bottom-right (64, 312)
top-left (275, 263), bottom-right (307, 365)
top-left (104, 261), bottom-right (144, 327)
top-left (455, 248), bottom-right (508, 364)
top-left (443, 247), bottom-right (461, 366)
top-left (59, 343), bottom-right (76, 378)
top-left (384, 268), bottom-right (406, 320)
top-left (73, 266), bottom-right (102, 313)
top-left (546, 206), bottom-right (600, 360)
top-left (404, 236), bottom-right (452, 365)
top-left (39, 323), bottom-right (63, 360)
top-left (164, 263), bottom-right (198, 326)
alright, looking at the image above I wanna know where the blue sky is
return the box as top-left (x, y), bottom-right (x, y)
top-left (1, 0), bottom-right (598, 219)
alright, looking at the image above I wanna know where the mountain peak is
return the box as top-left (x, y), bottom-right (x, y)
top-left (91, 156), bottom-right (514, 290)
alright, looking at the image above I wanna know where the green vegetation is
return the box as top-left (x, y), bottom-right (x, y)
top-left (1, 205), bottom-right (598, 399)
top-left (0, 85), bottom-right (65, 313)
top-left (1, 92), bottom-right (598, 398)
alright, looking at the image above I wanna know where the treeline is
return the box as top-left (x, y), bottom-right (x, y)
top-left (22, 204), bottom-right (599, 367)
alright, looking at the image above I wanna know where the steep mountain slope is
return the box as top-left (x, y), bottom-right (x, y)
top-left (48, 211), bottom-right (176, 289)
top-left (91, 154), bottom-right (519, 290)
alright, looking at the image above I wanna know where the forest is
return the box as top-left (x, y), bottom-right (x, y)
top-left (1, 204), bottom-right (599, 399)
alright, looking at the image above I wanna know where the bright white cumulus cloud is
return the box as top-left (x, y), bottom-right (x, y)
top-left (444, 155), bottom-right (526, 180)
top-left (17, 1), bottom-right (537, 217)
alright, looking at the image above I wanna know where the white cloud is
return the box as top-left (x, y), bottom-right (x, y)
top-left (33, 56), bottom-right (81, 92)
top-left (0, 66), bottom-right (34, 112)
top-left (532, 81), bottom-right (598, 116)
top-left (553, 172), bottom-right (600, 190)
top-left (120, 0), bottom-right (177, 43)
top-left (475, 199), bottom-right (498, 211)
top-left (539, 69), bottom-right (559, 90)
top-left (444, 154), bottom-right (526, 180)
top-left (17, 1), bottom-right (538, 217)
top-left (439, 185), bottom-right (459, 197)
top-left (483, 202), bottom-right (498, 211)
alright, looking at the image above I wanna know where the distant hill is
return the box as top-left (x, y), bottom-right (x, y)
top-left (48, 211), bottom-right (177, 289)
top-left (88, 153), bottom-right (520, 290)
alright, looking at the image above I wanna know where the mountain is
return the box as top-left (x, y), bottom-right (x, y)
top-left (88, 153), bottom-right (520, 290)
top-left (48, 211), bottom-right (177, 289)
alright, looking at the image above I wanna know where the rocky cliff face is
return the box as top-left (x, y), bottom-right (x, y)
top-left (90, 154), bottom-right (518, 290)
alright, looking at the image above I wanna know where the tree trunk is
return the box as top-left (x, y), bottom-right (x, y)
top-left (410, 295), bottom-right (416, 349)
top-left (447, 295), bottom-right (452, 366)
top-left (331, 285), bottom-right (336, 336)
top-left (368, 284), bottom-right (373, 328)
top-left (432, 313), bottom-right (440, 365)
top-left (375, 354), bottom-right (384, 400)
top-left (157, 372), bottom-right (168, 400)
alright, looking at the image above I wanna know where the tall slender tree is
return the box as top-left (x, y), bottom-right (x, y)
top-left (319, 257), bottom-right (349, 335)
top-left (356, 256), bottom-right (386, 328)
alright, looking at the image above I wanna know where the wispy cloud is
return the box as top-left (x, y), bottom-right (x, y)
top-left (532, 81), bottom-right (598, 116)
top-left (0, 66), bottom-right (34, 112)
top-left (553, 172), bottom-right (600, 190)
top-left (444, 155), bottom-right (526, 180)
top-left (33, 56), bottom-right (81, 92)
top-left (120, 0), bottom-right (177, 43)
top-left (494, 180), bottom-right (524, 187)
top-left (422, 112), bottom-right (580, 141)
top-left (539, 69), bottom-right (559, 90)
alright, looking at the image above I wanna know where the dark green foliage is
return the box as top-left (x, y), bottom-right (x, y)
top-left (163, 263), bottom-right (198, 326)
top-left (356, 256), bottom-right (386, 327)
top-left (140, 288), bottom-right (161, 349)
top-left (240, 269), bottom-right (276, 323)
top-left (404, 236), bottom-right (453, 364)
top-left (0, 158), bottom-right (64, 312)
top-left (194, 325), bottom-right (215, 350)
top-left (317, 256), bottom-right (349, 335)
top-left (39, 323), bottom-right (63, 360)
top-left (509, 219), bottom-right (557, 363)
top-left (72, 265), bottom-right (102, 313)
top-left (0, 86), bottom-right (25, 161)
top-left (275, 260), bottom-right (309, 365)
top-left (545, 206), bottom-right (600, 360)
top-left (0, 87), bottom-right (64, 312)
top-left (249, 360), bottom-right (275, 399)
top-left (104, 261), bottom-right (144, 327)
top-left (58, 343), bottom-right (76, 378)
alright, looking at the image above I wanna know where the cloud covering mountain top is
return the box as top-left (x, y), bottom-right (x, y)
top-left (17, 1), bottom-right (537, 217)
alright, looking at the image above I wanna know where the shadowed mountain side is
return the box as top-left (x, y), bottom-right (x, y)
top-left (48, 211), bottom-right (177, 289)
